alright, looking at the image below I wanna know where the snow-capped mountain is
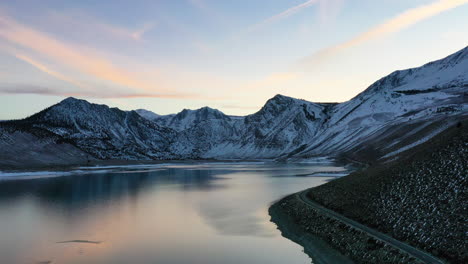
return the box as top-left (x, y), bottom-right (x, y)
top-left (1, 46), bottom-right (467, 167)
top-left (289, 45), bottom-right (468, 161)
top-left (135, 95), bottom-right (329, 159)
top-left (151, 107), bottom-right (233, 132)
top-left (2, 98), bottom-right (176, 161)
top-left (136, 106), bottom-right (241, 158)
top-left (203, 95), bottom-right (328, 158)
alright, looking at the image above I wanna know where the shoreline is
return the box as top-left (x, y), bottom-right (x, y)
top-left (269, 191), bottom-right (427, 264)
top-left (0, 159), bottom-right (275, 180)
top-left (269, 198), bottom-right (354, 264)
top-left (0, 158), bottom-right (276, 173)
top-left (0, 158), bottom-right (353, 181)
top-left (0, 156), bottom-right (351, 175)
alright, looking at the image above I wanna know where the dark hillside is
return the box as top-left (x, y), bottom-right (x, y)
top-left (308, 120), bottom-right (467, 263)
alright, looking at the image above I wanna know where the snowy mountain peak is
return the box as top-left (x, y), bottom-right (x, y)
top-left (271, 93), bottom-right (291, 100)
top-left (268, 94), bottom-right (302, 105)
top-left (352, 45), bottom-right (468, 101)
top-left (297, 46), bottom-right (468, 160)
top-left (256, 95), bottom-right (298, 116)
top-left (135, 109), bottom-right (160, 121)
top-left (250, 94), bottom-right (325, 122)
top-left (56, 96), bottom-right (89, 108)
top-left (51, 97), bottom-right (123, 117)
top-left (148, 106), bottom-right (230, 132)
top-left (60, 96), bottom-right (81, 103)
top-left (177, 106), bottom-right (226, 120)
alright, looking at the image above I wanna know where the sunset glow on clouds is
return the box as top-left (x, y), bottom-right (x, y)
top-left (0, 0), bottom-right (467, 119)
top-left (301, 0), bottom-right (468, 66)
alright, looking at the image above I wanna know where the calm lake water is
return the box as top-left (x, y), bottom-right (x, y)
top-left (0, 162), bottom-right (348, 264)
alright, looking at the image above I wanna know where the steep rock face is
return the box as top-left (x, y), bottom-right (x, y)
top-left (6, 98), bottom-right (176, 160)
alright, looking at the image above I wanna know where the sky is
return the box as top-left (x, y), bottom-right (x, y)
top-left (0, 0), bottom-right (467, 119)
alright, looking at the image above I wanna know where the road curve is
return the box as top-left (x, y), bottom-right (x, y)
top-left (296, 190), bottom-right (444, 264)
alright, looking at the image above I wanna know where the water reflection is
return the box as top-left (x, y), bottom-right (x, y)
top-left (0, 163), bottom-right (348, 264)
top-left (0, 168), bottom-right (226, 209)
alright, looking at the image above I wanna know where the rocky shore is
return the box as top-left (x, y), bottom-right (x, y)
top-left (270, 194), bottom-right (422, 264)
top-left (269, 198), bottom-right (355, 264)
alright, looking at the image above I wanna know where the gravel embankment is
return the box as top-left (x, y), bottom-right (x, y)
top-left (309, 122), bottom-right (467, 263)
top-left (270, 194), bottom-right (422, 264)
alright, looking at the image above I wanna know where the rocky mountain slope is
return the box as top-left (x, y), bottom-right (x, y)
top-left (137, 95), bottom-right (328, 159)
top-left (202, 95), bottom-right (328, 159)
top-left (1, 98), bottom-right (176, 162)
top-left (0, 46), bottom-right (467, 167)
top-left (307, 120), bottom-right (467, 263)
top-left (286, 45), bottom-right (468, 161)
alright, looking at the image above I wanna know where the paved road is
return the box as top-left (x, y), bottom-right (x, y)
top-left (297, 190), bottom-right (444, 264)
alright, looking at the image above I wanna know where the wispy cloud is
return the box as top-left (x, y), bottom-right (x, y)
top-left (1, 43), bottom-right (202, 100)
top-left (0, 83), bottom-right (201, 99)
top-left (301, 0), bottom-right (468, 66)
top-left (246, 0), bottom-right (320, 33)
top-left (0, 13), bottom-right (174, 94)
top-left (13, 53), bottom-right (89, 90)
top-left (0, 84), bottom-right (60, 95)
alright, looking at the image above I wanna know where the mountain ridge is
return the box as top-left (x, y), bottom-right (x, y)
top-left (0, 46), bottom-right (467, 167)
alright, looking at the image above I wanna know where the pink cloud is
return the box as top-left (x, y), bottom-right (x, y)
top-left (0, 14), bottom-right (174, 95)
top-left (302, 0), bottom-right (468, 66)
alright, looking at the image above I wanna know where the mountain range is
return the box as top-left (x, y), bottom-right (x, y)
top-left (1, 46), bottom-right (467, 168)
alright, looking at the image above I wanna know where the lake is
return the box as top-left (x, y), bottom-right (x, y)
top-left (0, 162), bottom-right (349, 264)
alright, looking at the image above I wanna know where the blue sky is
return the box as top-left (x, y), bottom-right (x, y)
top-left (0, 0), bottom-right (467, 119)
